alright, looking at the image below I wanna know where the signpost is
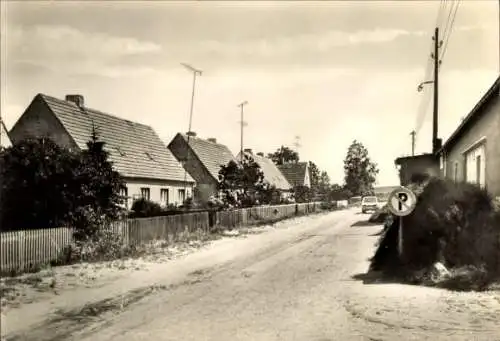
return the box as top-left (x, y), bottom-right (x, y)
top-left (387, 186), bottom-right (417, 257)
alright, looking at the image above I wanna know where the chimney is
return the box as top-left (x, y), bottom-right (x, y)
top-left (186, 131), bottom-right (197, 137)
top-left (244, 148), bottom-right (253, 155)
top-left (256, 152), bottom-right (264, 157)
top-left (207, 138), bottom-right (217, 143)
top-left (65, 94), bottom-right (84, 107)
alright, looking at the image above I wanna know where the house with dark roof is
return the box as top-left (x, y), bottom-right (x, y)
top-left (0, 120), bottom-right (12, 149)
top-left (236, 149), bottom-right (292, 193)
top-left (436, 76), bottom-right (500, 199)
top-left (168, 132), bottom-right (237, 202)
top-left (9, 94), bottom-right (195, 209)
top-left (277, 162), bottom-right (311, 188)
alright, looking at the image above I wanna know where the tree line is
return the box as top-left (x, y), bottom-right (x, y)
top-left (217, 140), bottom-right (379, 206)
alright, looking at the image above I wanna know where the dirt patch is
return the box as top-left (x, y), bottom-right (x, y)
top-left (0, 239), bottom-right (213, 312)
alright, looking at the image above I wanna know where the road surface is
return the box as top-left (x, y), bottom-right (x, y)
top-left (6, 209), bottom-right (500, 341)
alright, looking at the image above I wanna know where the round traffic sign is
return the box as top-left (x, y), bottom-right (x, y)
top-left (387, 186), bottom-right (417, 217)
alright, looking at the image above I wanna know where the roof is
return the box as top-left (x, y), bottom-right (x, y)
top-left (0, 120), bottom-right (12, 148)
top-left (438, 76), bottom-right (500, 155)
top-left (36, 94), bottom-right (194, 182)
top-left (174, 133), bottom-right (237, 181)
top-left (277, 162), bottom-right (308, 187)
top-left (394, 153), bottom-right (436, 165)
top-left (238, 151), bottom-right (292, 190)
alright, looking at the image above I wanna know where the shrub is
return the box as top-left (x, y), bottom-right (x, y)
top-left (130, 198), bottom-right (164, 218)
top-left (369, 176), bottom-right (500, 288)
top-left (59, 227), bottom-right (133, 264)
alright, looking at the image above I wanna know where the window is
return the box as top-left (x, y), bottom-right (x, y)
top-left (178, 189), bottom-right (186, 203)
top-left (160, 189), bottom-right (169, 206)
top-left (454, 163), bottom-right (458, 182)
top-left (140, 187), bottom-right (150, 200)
top-left (119, 186), bottom-right (128, 209)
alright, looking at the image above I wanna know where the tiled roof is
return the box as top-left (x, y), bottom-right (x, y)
top-left (177, 134), bottom-right (236, 181)
top-left (238, 151), bottom-right (292, 190)
top-left (1, 121), bottom-right (12, 148)
top-left (39, 94), bottom-right (194, 182)
top-left (277, 162), bottom-right (308, 187)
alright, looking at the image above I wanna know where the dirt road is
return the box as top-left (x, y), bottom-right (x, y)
top-left (4, 209), bottom-right (500, 341)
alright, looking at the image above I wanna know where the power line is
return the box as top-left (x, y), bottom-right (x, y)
top-left (440, 0), bottom-right (461, 61)
top-left (435, 0), bottom-right (447, 29)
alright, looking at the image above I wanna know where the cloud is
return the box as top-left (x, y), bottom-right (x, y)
top-left (6, 24), bottom-right (162, 78)
top-left (196, 28), bottom-right (425, 58)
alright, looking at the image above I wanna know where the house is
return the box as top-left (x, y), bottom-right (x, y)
top-left (168, 132), bottom-right (237, 202)
top-left (394, 153), bottom-right (440, 186)
top-left (0, 120), bottom-right (12, 149)
top-left (277, 162), bottom-right (311, 188)
top-left (236, 149), bottom-right (292, 194)
top-left (9, 94), bottom-right (195, 209)
top-left (436, 76), bottom-right (500, 199)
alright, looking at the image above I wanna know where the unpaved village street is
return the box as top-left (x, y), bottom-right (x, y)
top-left (3, 209), bottom-right (500, 341)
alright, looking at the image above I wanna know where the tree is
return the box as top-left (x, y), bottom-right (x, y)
top-left (308, 161), bottom-right (321, 195)
top-left (0, 137), bottom-right (81, 231)
top-left (316, 171), bottom-right (331, 199)
top-left (267, 146), bottom-right (299, 165)
top-left (328, 183), bottom-right (351, 201)
top-left (71, 127), bottom-right (125, 240)
top-left (343, 140), bottom-right (379, 197)
top-left (218, 154), bottom-right (266, 207)
top-left (293, 185), bottom-right (312, 203)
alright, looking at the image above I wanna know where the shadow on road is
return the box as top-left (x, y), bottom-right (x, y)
top-left (351, 272), bottom-right (403, 285)
top-left (350, 220), bottom-right (380, 227)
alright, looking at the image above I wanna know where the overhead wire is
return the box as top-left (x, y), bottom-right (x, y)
top-left (413, 0), bottom-right (450, 146)
top-left (440, 0), bottom-right (461, 61)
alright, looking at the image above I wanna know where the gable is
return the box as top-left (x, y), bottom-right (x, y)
top-left (171, 133), bottom-right (236, 181)
top-left (37, 94), bottom-right (193, 183)
top-left (239, 152), bottom-right (292, 190)
top-left (277, 162), bottom-right (308, 187)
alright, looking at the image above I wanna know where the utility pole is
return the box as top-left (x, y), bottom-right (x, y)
top-left (432, 27), bottom-right (441, 154)
top-left (410, 130), bottom-right (416, 156)
top-left (238, 101), bottom-right (248, 162)
top-left (181, 63), bottom-right (202, 198)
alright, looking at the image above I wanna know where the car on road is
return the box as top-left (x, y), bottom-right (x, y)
top-left (361, 195), bottom-right (378, 213)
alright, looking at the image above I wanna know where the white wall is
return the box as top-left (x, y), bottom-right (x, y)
top-left (304, 165), bottom-right (311, 188)
top-left (123, 178), bottom-right (194, 209)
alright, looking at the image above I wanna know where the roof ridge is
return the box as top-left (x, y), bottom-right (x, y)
top-left (39, 93), bottom-right (153, 131)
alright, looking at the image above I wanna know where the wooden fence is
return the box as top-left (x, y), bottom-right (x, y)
top-left (0, 202), bottom-right (322, 274)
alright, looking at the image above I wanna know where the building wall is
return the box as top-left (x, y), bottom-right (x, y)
top-left (442, 93), bottom-right (500, 197)
top-left (9, 97), bottom-right (77, 149)
top-left (396, 155), bottom-right (440, 186)
top-left (124, 178), bottom-right (193, 209)
top-left (0, 124), bottom-right (12, 149)
top-left (168, 135), bottom-right (219, 203)
top-left (303, 165), bottom-right (311, 188)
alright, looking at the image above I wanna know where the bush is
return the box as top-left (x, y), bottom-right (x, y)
top-left (369, 175), bottom-right (500, 288)
top-left (59, 227), bottom-right (133, 264)
top-left (368, 205), bottom-right (391, 223)
top-left (130, 198), bottom-right (164, 218)
top-left (320, 201), bottom-right (337, 211)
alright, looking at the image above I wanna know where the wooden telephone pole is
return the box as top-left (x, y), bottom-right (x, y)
top-left (432, 27), bottom-right (441, 154)
top-left (238, 101), bottom-right (248, 162)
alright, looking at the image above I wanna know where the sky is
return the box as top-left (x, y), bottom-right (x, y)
top-left (1, 0), bottom-right (498, 186)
